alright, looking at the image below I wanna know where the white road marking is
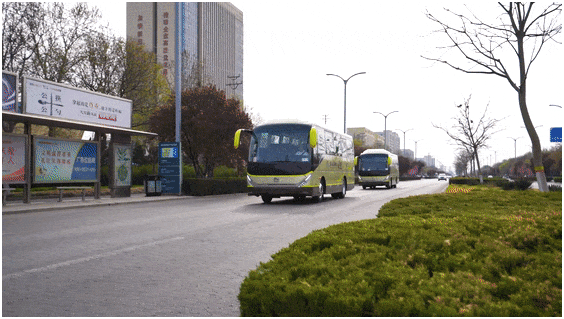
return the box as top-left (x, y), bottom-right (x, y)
top-left (3, 236), bottom-right (184, 280)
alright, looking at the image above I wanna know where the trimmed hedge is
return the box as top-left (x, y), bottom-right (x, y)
top-left (450, 177), bottom-right (534, 191)
top-left (238, 186), bottom-right (562, 316)
top-left (182, 178), bottom-right (246, 196)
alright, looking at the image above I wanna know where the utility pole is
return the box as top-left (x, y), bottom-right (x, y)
top-left (226, 75), bottom-right (243, 97)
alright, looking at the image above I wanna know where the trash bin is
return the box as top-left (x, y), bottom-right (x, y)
top-left (144, 175), bottom-right (162, 196)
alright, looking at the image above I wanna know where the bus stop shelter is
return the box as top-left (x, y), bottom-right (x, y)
top-left (2, 110), bottom-right (157, 203)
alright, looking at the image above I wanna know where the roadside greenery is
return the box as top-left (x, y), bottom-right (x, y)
top-left (238, 185), bottom-right (562, 316)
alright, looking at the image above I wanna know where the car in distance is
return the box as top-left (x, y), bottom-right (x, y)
top-left (438, 173), bottom-right (447, 181)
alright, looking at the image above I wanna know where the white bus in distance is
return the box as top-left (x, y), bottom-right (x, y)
top-left (234, 120), bottom-right (355, 203)
top-left (355, 149), bottom-right (399, 189)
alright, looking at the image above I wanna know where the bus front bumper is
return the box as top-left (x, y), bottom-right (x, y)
top-left (358, 176), bottom-right (390, 187)
top-left (247, 185), bottom-right (319, 198)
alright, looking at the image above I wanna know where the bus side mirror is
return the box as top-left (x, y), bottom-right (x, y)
top-left (387, 157), bottom-right (392, 166)
top-left (354, 156), bottom-right (358, 166)
top-left (309, 128), bottom-right (317, 149)
top-left (234, 129), bottom-right (242, 149)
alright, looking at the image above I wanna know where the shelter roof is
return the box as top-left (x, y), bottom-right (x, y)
top-left (2, 111), bottom-right (157, 137)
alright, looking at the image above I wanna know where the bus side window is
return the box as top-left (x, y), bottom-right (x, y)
top-left (326, 132), bottom-right (334, 155)
top-left (312, 128), bottom-right (324, 167)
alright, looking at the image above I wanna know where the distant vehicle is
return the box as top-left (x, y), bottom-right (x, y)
top-left (234, 120), bottom-right (355, 203)
top-left (438, 173), bottom-right (447, 181)
top-left (355, 149), bottom-right (399, 189)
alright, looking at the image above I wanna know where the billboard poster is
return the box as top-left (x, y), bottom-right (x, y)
top-left (2, 134), bottom-right (27, 183)
top-left (34, 137), bottom-right (98, 183)
top-left (24, 76), bottom-right (132, 128)
top-left (113, 144), bottom-right (132, 187)
top-left (2, 71), bottom-right (20, 113)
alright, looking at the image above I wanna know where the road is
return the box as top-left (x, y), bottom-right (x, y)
top-left (3, 179), bottom-right (448, 316)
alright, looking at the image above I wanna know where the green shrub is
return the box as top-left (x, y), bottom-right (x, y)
top-left (213, 165), bottom-right (239, 179)
top-left (449, 177), bottom-right (480, 185)
top-left (553, 176), bottom-right (562, 183)
top-left (238, 187), bottom-right (562, 316)
top-left (182, 178), bottom-right (246, 196)
top-left (132, 164), bottom-right (156, 185)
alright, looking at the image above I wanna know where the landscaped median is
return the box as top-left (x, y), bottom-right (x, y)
top-left (238, 185), bottom-right (562, 316)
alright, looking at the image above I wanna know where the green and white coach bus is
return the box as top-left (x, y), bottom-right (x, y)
top-left (356, 149), bottom-right (399, 189)
top-left (234, 120), bottom-right (355, 203)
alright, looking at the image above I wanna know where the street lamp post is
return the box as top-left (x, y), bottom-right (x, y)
top-left (326, 72), bottom-right (366, 133)
top-left (508, 137), bottom-right (522, 159)
top-left (395, 128), bottom-right (413, 157)
top-left (413, 139), bottom-right (422, 160)
top-left (374, 111), bottom-right (398, 151)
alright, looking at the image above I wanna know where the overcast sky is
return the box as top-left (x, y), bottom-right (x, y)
top-left (97, 1), bottom-right (562, 172)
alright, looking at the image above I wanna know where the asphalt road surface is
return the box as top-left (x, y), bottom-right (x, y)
top-left (3, 179), bottom-right (448, 316)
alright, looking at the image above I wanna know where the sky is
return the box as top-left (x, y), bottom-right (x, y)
top-left (96, 1), bottom-right (562, 172)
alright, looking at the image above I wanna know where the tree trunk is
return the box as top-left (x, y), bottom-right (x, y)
top-left (519, 91), bottom-right (548, 191)
top-left (516, 27), bottom-right (548, 192)
top-left (474, 147), bottom-right (483, 183)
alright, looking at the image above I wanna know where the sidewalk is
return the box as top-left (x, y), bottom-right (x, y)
top-left (2, 192), bottom-right (188, 215)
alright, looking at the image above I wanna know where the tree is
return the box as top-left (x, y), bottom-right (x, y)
top-left (121, 41), bottom-right (171, 129)
top-left (433, 96), bottom-right (502, 180)
top-left (75, 35), bottom-right (170, 129)
top-left (149, 85), bottom-right (253, 178)
top-left (3, 2), bottom-right (169, 135)
top-left (2, 2), bottom-right (44, 78)
top-left (30, 2), bottom-right (102, 84)
top-left (423, 3), bottom-right (561, 191)
top-left (454, 149), bottom-right (473, 176)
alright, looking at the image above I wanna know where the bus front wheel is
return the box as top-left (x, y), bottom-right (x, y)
top-left (313, 179), bottom-right (325, 202)
top-left (261, 195), bottom-right (273, 204)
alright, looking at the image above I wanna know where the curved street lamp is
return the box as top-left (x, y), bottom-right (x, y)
top-left (508, 137), bottom-right (522, 159)
top-left (326, 72), bottom-right (366, 133)
top-left (374, 111), bottom-right (398, 151)
top-left (395, 128), bottom-right (413, 157)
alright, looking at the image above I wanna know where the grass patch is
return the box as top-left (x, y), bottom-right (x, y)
top-left (238, 186), bottom-right (562, 316)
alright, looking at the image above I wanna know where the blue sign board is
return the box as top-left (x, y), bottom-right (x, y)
top-left (158, 142), bottom-right (182, 194)
top-left (550, 127), bottom-right (562, 143)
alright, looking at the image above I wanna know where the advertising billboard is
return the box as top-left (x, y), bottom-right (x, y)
top-left (24, 76), bottom-right (132, 128)
top-left (113, 144), bottom-right (132, 187)
top-left (33, 137), bottom-right (98, 183)
top-left (2, 71), bottom-right (20, 113)
top-left (2, 134), bottom-right (27, 183)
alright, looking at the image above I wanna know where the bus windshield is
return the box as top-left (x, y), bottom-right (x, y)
top-left (249, 124), bottom-right (311, 164)
top-left (359, 154), bottom-right (389, 174)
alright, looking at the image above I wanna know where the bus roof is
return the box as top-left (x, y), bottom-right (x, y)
top-left (256, 120), bottom-right (352, 138)
top-left (360, 149), bottom-right (395, 156)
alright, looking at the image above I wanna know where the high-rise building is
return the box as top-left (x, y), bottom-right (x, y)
top-left (400, 149), bottom-right (414, 160)
top-left (377, 130), bottom-right (400, 154)
top-left (347, 127), bottom-right (384, 149)
top-left (424, 155), bottom-right (436, 168)
top-left (126, 2), bottom-right (243, 99)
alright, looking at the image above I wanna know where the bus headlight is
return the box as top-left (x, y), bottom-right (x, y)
top-left (246, 175), bottom-right (254, 187)
top-left (297, 174), bottom-right (312, 187)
